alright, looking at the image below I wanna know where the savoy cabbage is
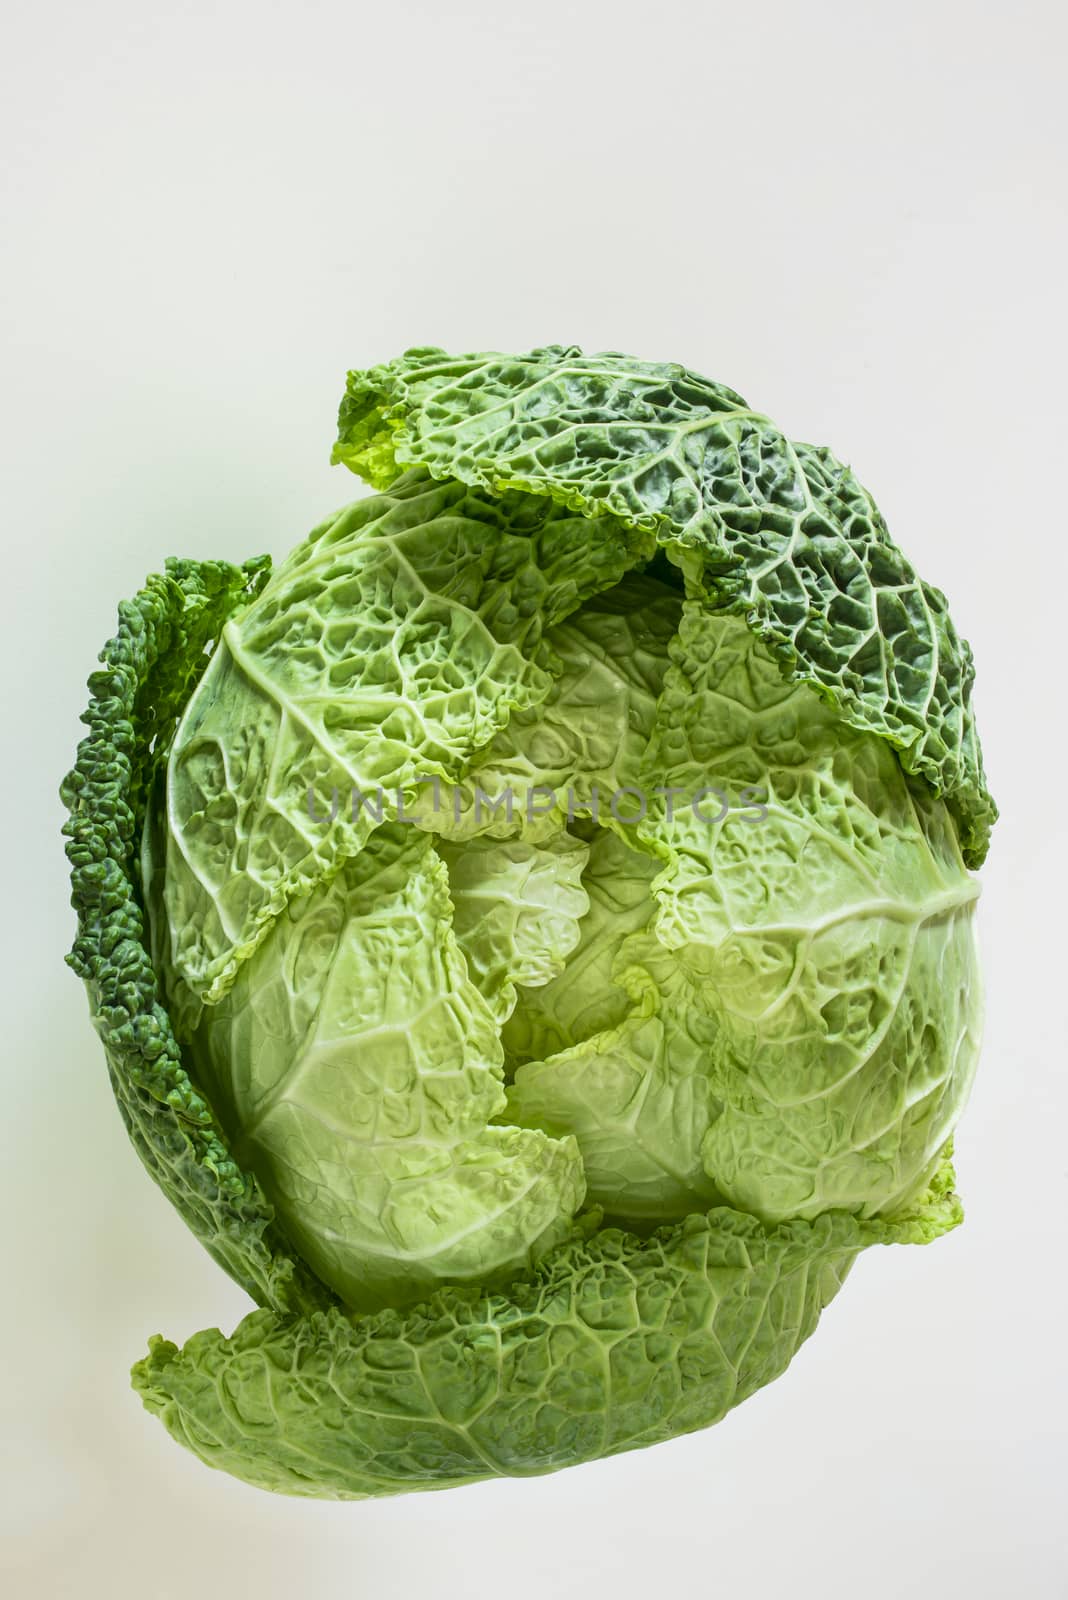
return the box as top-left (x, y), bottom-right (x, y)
top-left (62, 346), bottom-right (993, 1498)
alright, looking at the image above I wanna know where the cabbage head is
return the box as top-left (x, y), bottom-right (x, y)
top-left (62, 346), bottom-right (995, 1499)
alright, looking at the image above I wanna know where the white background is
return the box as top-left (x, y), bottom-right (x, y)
top-left (3, 2), bottom-right (1066, 1595)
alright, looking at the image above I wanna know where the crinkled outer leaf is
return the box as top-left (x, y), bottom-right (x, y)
top-left (160, 469), bottom-right (649, 1005)
top-left (439, 832), bottom-right (590, 1022)
top-left (190, 825), bottom-right (586, 1311)
top-left (132, 1162), bottom-right (960, 1501)
top-left (61, 560), bottom-right (335, 1315)
top-left (639, 610), bottom-right (983, 1222)
top-left (334, 346), bottom-right (995, 865)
